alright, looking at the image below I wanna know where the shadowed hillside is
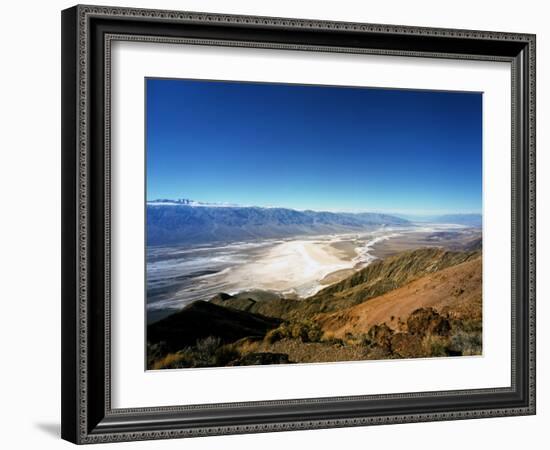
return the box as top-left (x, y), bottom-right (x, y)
top-left (148, 300), bottom-right (281, 353)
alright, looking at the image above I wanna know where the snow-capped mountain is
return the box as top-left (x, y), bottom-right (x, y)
top-left (147, 198), bottom-right (240, 208)
top-left (147, 199), bottom-right (410, 246)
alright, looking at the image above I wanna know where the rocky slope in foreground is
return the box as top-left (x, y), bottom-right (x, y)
top-left (147, 247), bottom-right (482, 369)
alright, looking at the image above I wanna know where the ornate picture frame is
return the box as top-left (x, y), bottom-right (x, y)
top-left (61, 5), bottom-right (535, 444)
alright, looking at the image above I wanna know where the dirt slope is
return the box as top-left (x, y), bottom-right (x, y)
top-left (315, 255), bottom-right (482, 339)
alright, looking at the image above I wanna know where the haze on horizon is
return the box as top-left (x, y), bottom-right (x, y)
top-left (146, 78), bottom-right (482, 216)
top-left (147, 197), bottom-right (480, 217)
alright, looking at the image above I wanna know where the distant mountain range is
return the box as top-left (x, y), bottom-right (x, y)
top-left (395, 213), bottom-right (482, 228)
top-left (147, 199), bottom-right (410, 246)
top-left (147, 198), bottom-right (240, 208)
top-left (429, 214), bottom-right (482, 227)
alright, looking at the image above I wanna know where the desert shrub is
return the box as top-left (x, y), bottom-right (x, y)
top-left (390, 333), bottom-right (424, 358)
top-left (148, 336), bottom-right (242, 369)
top-left (194, 336), bottom-right (223, 366)
top-left (150, 353), bottom-right (175, 370)
top-left (336, 332), bottom-right (363, 346)
top-left (421, 334), bottom-right (450, 357)
top-left (150, 348), bottom-right (195, 370)
top-left (214, 344), bottom-right (241, 366)
top-left (302, 320), bottom-right (324, 342)
top-left (233, 336), bottom-right (262, 354)
top-left (321, 336), bottom-right (345, 346)
top-left (449, 330), bottom-right (482, 356)
top-left (396, 317), bottom-right (407, 332)
top-left (147, 341), bottom-right (168, 367)
top-left (229, 352), bottom-right (291, 366)
top-left (264, 320), bottom-right (324, 344)
top-left (366, 345), bottom-right (393, 360)
top-left (264, 326), bottom-right (287, 344)
top-left (407, 308), bottom-right (450, 337)
top-left (289, 322), bottom-right (310, 341)
top-left (365, 323), bottom-right (394, 350)
top-left (452, 318), bottom-right (482, 333)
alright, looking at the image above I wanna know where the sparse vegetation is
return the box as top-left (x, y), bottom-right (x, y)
top-left (351, 308), bottom-right (482, 360)
top-left (264, 320), bottom-right (324, 344)
top-left (449, 329), bottom-right (482, 356)
top-left (147, 249), bottom-right (482, 368)
top-left (148, 336), bottom-right (241, 369)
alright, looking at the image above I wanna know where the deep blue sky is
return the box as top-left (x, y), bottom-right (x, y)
top-left (146, 78), bottom-right (482, 214)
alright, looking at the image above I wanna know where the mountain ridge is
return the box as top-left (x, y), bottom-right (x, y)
top-left (147, 199), bottom-right (410, 246)
top-left (212, 247), bottom-right (481, 320)
top-left (394, 212), bottom-right (482, 227)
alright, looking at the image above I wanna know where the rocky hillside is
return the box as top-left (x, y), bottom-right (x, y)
top-left (148, 247), bottom-right (482, 369)
top-left (315, 255), bottom-right (482, 339)
top-left (212, 247), bottom-right (480, 320)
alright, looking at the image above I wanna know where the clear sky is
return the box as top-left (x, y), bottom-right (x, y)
top-left (146, 78), bottom-right (482, 215)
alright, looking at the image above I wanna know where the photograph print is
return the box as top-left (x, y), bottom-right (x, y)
top-left (145, 79), bottom-right (483, 370)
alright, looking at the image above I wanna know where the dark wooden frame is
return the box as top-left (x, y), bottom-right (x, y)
top-left (61, 4), bottom-right (536, 444)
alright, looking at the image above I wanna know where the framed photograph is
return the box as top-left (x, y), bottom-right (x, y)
top-left (61, 5), bottom-right (536, 444)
